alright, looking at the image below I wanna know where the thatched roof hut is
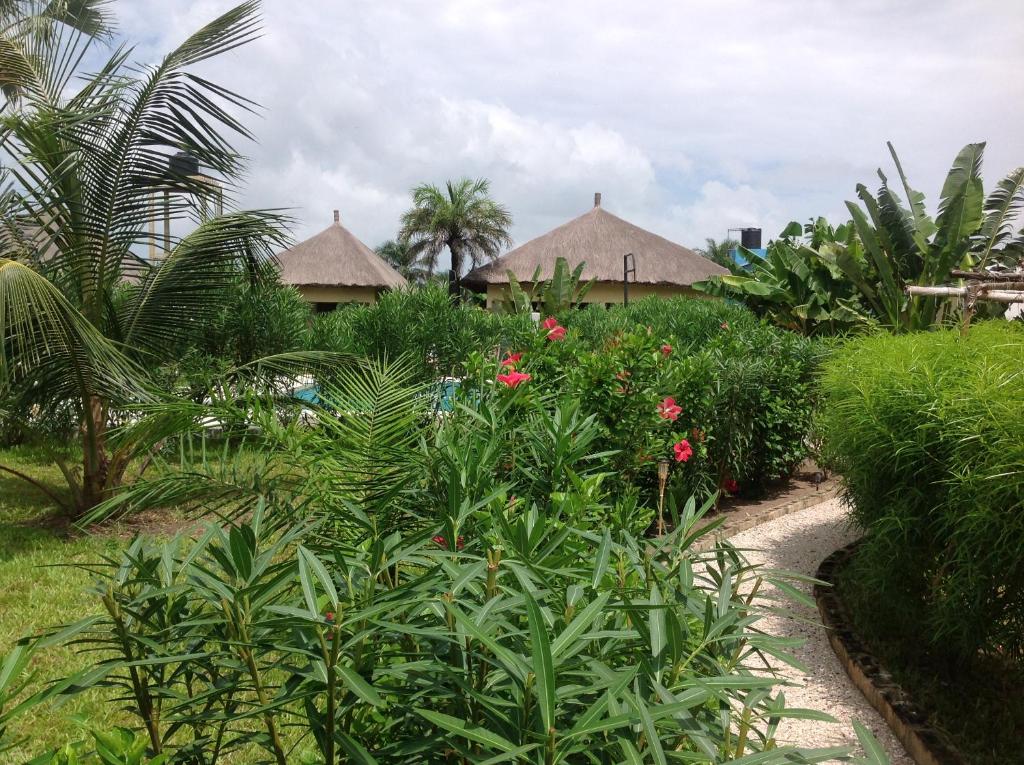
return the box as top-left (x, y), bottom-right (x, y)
top-left (277, 210), bottom-right (406, 307)
top-left (464, 194), bottom-right (726, 306)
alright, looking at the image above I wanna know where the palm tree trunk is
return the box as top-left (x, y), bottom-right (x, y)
top-left (449, 242), bottom-right (463, 299)
top-left (80, 394), bottom-right (108, 515)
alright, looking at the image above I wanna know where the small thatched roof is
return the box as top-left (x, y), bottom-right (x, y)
top-left (277, 210), bottom-right (407, 290)
top-left (464, 193), bottom-right (727, 288)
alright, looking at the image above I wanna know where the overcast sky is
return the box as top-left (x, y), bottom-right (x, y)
top-left (118, 0), bottom-right (1024, 259)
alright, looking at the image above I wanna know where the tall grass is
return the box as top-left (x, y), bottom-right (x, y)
top-left (818, 321), bottom-right (1024, 663)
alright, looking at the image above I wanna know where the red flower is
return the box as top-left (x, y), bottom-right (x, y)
top-left (497, 370), bottom-right (531, 388)
top-left (432, 535), bottom-right (465, 550)
top-left (657, 397), bottom-right (682, 421)
top-left (325, 611), bottom-right (335, 623)
top-left (673, 439), bottom-right (693, 463)
top-left (723, 479), bottom-right (740, 494)
top-left (541, 316), bottom-right (559, 330)
top-left (661, 344), bottom-right (672, 356)
top-left (546, 325), bottom-right (566, 341)
top-left (500, 352), bottom-right (523, 367)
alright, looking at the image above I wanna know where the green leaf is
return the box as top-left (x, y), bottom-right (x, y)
top-left (415, 709), bottom-right (522, 753)
top-left (524, 591), bottom-right (556, 735)
top-left (852, 720), bottom-right (891, 765)
top-left (336, 664), bottom-right (383, 707)
top-left (298, 545), bottom-right (339, 611)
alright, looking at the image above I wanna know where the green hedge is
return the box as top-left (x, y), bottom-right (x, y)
top-left (818, 321), bottom-right (1024, 662)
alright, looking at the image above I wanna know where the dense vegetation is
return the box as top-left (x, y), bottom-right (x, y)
top-left (818, 322), bottom-right (1024, 763)
top-left (0, 348), bottom-right (873, 764)
top-left (697, 143), bottom-right (1024, 335)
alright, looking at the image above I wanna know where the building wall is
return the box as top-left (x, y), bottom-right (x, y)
top-left (297, 285), bottom-right (381, 310)
top-left (483, 282), bottom-right (704, 310)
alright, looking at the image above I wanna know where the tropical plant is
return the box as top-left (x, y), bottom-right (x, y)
top-left (840, 141), bottom-right (1024, 332)
top-left (695, 219), bottom-right (874, 336)
top-left (398, 177), bottom-right (513, 290)
top-left (0, 1), bottom-right (293, 516)
top-left (375, 238), bottom-right (430, 284)
top-left (817, 321), bottom-right (1024, 664)
top-left (695, 237), bottom-right (739, 268)
top-left (27, 476), bottom-right (859, 765)
top-left (498, 257), bottom-right (595, 314)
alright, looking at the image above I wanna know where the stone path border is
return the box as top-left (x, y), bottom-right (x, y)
top-left (692, 478), bottom-right (839, 552)
top-left (814, 543), bottom-right (966, 765)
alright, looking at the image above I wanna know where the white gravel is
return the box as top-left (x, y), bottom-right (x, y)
top-left (726, 496), bottom-right (913, 764)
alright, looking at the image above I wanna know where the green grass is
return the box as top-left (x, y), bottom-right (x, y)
top-left (837, 563), bottom-right (1024, 765)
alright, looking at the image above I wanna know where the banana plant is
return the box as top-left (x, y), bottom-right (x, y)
top-left (842, 141), bottom-right (1024, 332)
top-left (499, 258), bottom-right (595, 315)
top-left (694, 219), bottom-right (873, 336)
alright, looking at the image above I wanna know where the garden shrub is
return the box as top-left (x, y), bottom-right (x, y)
top-left (817, 321), bottom-right (1024, 664)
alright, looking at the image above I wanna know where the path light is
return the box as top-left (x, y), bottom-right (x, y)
top-left (657, 458), bottom-right (670, 535)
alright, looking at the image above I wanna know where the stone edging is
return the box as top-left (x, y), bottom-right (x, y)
top-left (691, 480), bottom-right (839, 552)
top-left (814, 542), bottom-right (967, 765)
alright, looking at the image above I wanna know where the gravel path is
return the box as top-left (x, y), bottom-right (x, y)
top-left (727, 496), bottom-right (912, 764)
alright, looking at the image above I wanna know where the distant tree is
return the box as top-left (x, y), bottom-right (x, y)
top-left (696, 237), bottom-right (740, 268)
top-left (376, 239), bottom-right (429, 285)
top-left (398, 178), bottom-right (513, 292)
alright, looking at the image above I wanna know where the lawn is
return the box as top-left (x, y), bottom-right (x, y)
top-left (0, 446), bottom-right (158, 762)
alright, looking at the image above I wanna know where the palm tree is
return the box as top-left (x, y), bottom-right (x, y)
top-left (398, 178), bottom-right (512, 292)
top-left (0, 1), bottom-right (290, 517)
top-left (696, 237), bottom-right (740, 268)
top-left (376, 239), bottom-right (429, 285)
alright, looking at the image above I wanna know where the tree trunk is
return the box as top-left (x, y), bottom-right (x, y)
top-left (79, 394), bottom-right (109, 516)
top-left (449, 242), bottom-right (463, 299)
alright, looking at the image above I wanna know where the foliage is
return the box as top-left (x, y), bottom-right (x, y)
top-left (0, 0), bottom-right (295, 516)
top-left (696, 142), bottom-right (1024, 334)
top-left (22, 415), bottom-right (854, 764)
top-left (398, 177), bottom-right (513, 286)
top-left (817, 321), bottom-right (1024, 664)
top-left (695, 220), bottom-right (874, 337)
top-left (497, 257), bottom-right (595, 315)
top-left (694, 238), bottom-right (739, 269)
top-left (375, 239), bottom-right (430, 285)
top-left (461, 299), bottom-right (819, 505)
top-left (308, 284), bottom-right (535, 382)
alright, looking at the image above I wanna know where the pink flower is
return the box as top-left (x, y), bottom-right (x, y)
top-left (661, 344), bottom-right (672, 356)
top-left (546, 325), bottom-right (566, 341)
top-left (657, 397), bottom-right (682, 421)
top-left (497, 370), bottom-right (531, 388)
top-left (673, 439), bottom-right (693, 463)
top-left (500, 352), bottom-right (523, 367)
top-left (541, 316), bottom-right (566, 340)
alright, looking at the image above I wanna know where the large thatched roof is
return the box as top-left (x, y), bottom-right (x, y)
top-left (464, 194), bottom-right (727, 288)
top-left (277, 210), bottom-right (407, 290)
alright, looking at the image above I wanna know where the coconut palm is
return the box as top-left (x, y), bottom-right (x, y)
top-left (0, 1), bottom-right (292, 517)
top-left (696, 237), bottom-right (740, 268)
top-left (376, 239), bottom-right (429, 284)
top-left (398, 178), bottom-right (512, 291)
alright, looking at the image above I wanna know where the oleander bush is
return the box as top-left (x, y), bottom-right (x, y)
top-left (10, 360), bottom-right (861, 764)
top-left (817, 321), bottom-right (1024, 664)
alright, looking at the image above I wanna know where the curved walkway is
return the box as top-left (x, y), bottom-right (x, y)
top-left (728, 496), bottom-right (913, 764)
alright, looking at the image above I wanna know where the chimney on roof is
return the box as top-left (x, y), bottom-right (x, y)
top-left (594, 192), bottom-right (602, 208)
top-left (333, 209), bottom-right (340, 223)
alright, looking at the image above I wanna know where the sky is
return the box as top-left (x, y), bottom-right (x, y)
top-left (116, 0), bottom-right (1024, 261)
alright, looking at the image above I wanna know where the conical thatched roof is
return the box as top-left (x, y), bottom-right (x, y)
top-left (464, 194), bottom-right (727, 288)
top-left (277, 210), bottom-right (407, 290)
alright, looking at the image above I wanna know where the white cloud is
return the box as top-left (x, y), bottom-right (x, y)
top-left (111, 0), bottom-right (1024, 254)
